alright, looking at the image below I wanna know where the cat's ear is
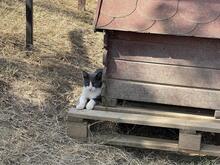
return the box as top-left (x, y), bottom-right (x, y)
top-left (95, 71), bottom-right (102, 80)
top-left (82, 71), bottom-right (89, 79)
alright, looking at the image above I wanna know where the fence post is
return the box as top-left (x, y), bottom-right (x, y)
top-left (26, 0), bottom-right (33, 51)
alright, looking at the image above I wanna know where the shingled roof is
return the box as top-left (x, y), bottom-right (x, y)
top-left (94, 0), bottom-right (220, 39)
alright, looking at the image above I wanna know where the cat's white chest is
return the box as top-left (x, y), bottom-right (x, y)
top-left (82, 87), bottom-right (101, 99)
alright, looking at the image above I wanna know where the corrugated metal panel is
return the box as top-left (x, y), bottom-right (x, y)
top-left (94, 0), bottom-right (220, 39)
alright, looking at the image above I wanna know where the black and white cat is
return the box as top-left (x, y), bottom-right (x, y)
top-left (76, 69), bottom-right (103, 110)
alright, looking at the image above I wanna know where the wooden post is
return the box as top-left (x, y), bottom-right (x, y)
top-left (26, 0), bottom-right (33, 50)
top-left (78, 0), bottom-right (86, 11)
top-left (179, 130), bottom-right (201, 151)
top-left (214, 110), bottom-right (220, 119)
top-left (67, 116), bottom-right (88, 139)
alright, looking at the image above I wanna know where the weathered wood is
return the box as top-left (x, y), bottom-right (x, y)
top-left (67, 115), bottom-right (84, 122)
top-left (103, 49), bottom-right (108, 66)
top-left (108, 35), bottom-right (220, 69)
top-left (106, 79), bottom-right (220, 110)
top-left (179, 132), bottom-right (201, 151)
top-left (78, 0), bottom-right (86, 11)
top-left (102, 134), bottom-right (220, 157)
top-left (95, 105), bottom-right (213, 120)
top-left (102, 67), bottom-right (107, 80)
top-left (67, 121), bottom-right (88, 139)
top-left (200, 145), bottom-right (220, 157)
top-left (104, 32), bottom-right (109, 49)
top-left (214, 110), bottom-right (220, 119)
top-left (107, 59), bottom-right (220, 90)
top-left (179, 129), bottom-right (197, 134)
top-left (26, 0), bottom-right (33, 50)
top-left (106, 135), bottom-right (178, 152)
top-left (68, 109), bottom-right (220, 133)
top-left (109, 31), bottom-right (219, 46)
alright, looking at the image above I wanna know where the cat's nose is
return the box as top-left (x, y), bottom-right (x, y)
top-left (89, 87), bottom-right (95, 92)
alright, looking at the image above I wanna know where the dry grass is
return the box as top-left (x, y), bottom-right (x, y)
top-left (0, 0), bottom-right (219, 164)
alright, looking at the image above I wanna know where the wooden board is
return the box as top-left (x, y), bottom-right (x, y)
top-left (108, 37), bottom-right (220, 69)
top-left (95, 106), bottom-right (214, 120)
top-left (68, 109), bottom-right (220, 133)
top-left (106, 135), bottom-right (178, 152)
top-left (105, 79), bottom-right (220, 110)
top-left (107, 59), bottom-right (220, 90)
top-left (109, 31), bottom-right (220, 46)
top-left (200, 145), bottom-right (220, 157)
top-left (103, 134), bottom-right (220, 157)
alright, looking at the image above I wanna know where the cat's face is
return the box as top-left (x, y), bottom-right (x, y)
top-left (82, 70), bottom-right (102, 92)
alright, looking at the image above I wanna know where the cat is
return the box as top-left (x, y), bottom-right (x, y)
top-left (76, 69), bottom-right (103, 110)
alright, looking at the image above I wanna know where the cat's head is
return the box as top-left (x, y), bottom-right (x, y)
top-left (82, 69), bottom-right (103, 91)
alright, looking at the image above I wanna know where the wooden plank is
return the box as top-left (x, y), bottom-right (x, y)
top-left (68, 109), bottom-right (220, 133)
top-left (200, 145), bottom-right (220, 157)
top-left (95, 106), bottom-right (214, 120)
top-left (107, 59), bottom-right (220, 90)
top-left (102, 134), bottom-right (220, 157)
top-left (179, 133), bottom-right (201, 151)
top-left (105, 135), bottom-right (178, 152)
top-left (103, 49), bottom-right (108, 66)
top-left (109, 31), bottom-right (219, 46)
top-left (106, 79), bottom-right (220, 110)
top-left (109, 38), bottom-right (220, 69)
top-left (179, 129), bottom-right (196, 134)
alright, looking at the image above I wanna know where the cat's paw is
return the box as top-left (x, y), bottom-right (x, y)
top-left (76, 104), bottom-right (85, 110)
top-left (86, 100), bottom-right (96, 110)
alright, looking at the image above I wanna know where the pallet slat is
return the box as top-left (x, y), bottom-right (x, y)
top-left (201, 145), bottom-right (220, 157)
top-left (95, 106), bottom-right (213, 120)
top-left (68, 108), bottom-right (220, 133)
top-left (103, 135), bottom-right (220, 157)
top-left (106, 135), bottom-right (178, 152)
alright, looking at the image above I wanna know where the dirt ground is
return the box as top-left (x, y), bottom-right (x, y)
top-left (0, 0), bottom-right (220, 164)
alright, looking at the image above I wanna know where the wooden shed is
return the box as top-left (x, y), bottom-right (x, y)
top-left (94, 0), bottom-right (220, 117)
top-left (68, 0), bottom-right (220, 156)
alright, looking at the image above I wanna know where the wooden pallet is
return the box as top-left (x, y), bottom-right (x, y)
top-left (67, 105), bottom-right (220, 157)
